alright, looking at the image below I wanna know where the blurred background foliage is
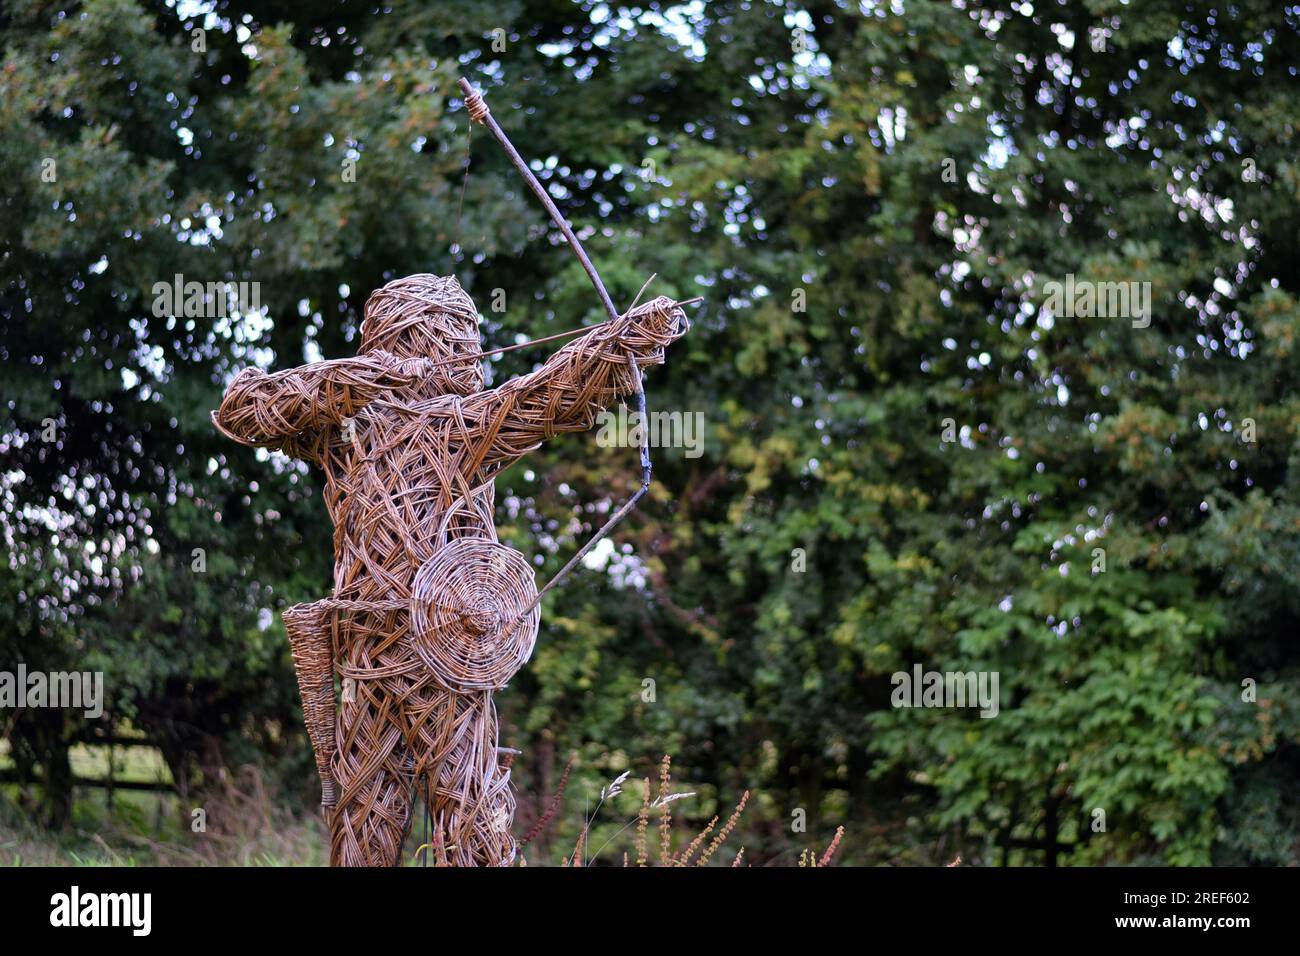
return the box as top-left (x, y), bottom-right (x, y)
top-left (2, 0), bottom-right (1299, 865)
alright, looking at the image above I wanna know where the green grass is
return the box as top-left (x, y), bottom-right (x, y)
top-left (0, 770), bottom-right (327, 866)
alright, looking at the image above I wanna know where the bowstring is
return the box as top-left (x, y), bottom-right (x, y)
top-left (415, 294), bottom-right (701, 371)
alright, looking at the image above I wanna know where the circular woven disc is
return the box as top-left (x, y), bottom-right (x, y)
top-left (410, 538), bottom-right (539, 691)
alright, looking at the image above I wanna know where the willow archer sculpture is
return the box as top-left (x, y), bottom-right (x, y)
top-left (211, 82), bottom-right (692, 866)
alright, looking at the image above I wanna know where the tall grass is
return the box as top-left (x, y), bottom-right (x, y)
top-left (3, 756), bottom-right (843, 867)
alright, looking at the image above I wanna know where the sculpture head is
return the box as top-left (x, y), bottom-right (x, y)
top-left (360, 274), bottom-right (484, 395)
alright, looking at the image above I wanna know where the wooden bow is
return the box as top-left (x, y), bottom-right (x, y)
top-left (457, 77), bottom-right (664, 613)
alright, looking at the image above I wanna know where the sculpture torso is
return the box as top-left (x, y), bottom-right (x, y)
top-left (306, 391), bottom-right (527, 605)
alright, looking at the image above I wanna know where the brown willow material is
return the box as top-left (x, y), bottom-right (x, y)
top-left (213, 274), bottom-right (688, 865)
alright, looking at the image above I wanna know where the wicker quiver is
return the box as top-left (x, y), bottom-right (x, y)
top-left (283, 600), bottom-right (338, 808)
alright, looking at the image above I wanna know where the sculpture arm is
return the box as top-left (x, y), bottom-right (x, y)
top-left (461, 295), bottom-right (688, 471)
top-left (211, 351), bottom-right (426, 452)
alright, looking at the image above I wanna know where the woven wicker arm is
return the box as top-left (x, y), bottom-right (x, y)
top-left (460, 295), bottom-right (688, 470)
top-left (211, 351), bottom-right (427, 454)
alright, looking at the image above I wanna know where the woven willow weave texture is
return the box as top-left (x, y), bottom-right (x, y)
top-left (213, 274), bottom-right (687, 865)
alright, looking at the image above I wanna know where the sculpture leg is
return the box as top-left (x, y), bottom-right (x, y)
top-left (402, 677), bottom-right (516, 866)
top-left (329, 680), bottom-right (414, 866)
top-left (329, 608), bottom-right (420, 867)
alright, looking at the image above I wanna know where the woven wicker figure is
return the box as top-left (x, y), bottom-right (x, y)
top-left (213, 274), bottom-right (687, 866)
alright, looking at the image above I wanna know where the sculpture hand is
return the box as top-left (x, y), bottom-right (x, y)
top-left (622, 295), bottom-right (689, 343)
top-left (367, 350), bottom-right (434, 383)
top-left (392, 356), bottom-right (435, 379)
